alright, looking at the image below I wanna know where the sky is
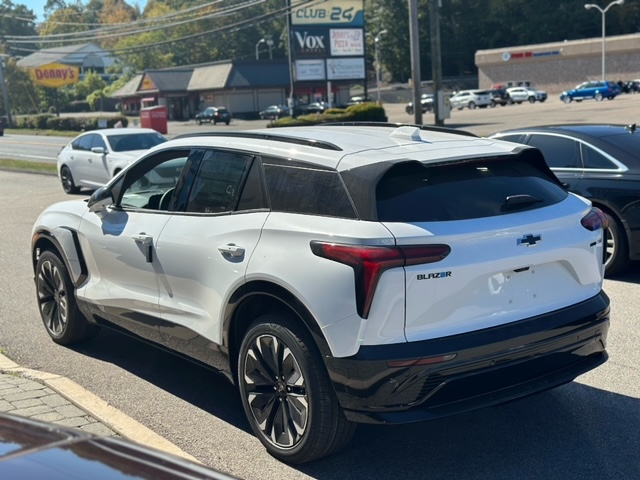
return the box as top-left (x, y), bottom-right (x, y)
top-left (17, 0), bottom-right (148, 21)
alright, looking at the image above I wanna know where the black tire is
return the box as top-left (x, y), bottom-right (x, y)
top-left (35, 250), bottom-right (100, 345)
top-left (197, 119), bottom-right (203, 125)
top-left (604, 213), bottom-right (629, 276)
top-left (468, 101), bottom-right (476, 110)
top-left (540, 98), bottom-right (546, 103)
top-left (563, 96), bottom-right (572, 104)
top-left (528, 97), bottom-right (536, 103)
top-left (225, 120), bottom-right (230, 125)
top-left (490, 100), bottom-right (496, 108)
top-left (595, 92), bottom-right (603, 102)
top-left (238, 314), bottom-right (355, 464)
top-left (507, 97), bottom-right (514, 105)
top-left (60, 166), bottom-right (80, 194)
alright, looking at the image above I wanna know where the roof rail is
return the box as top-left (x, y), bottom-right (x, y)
top-left (172, 131), bottom-right (342, 151)
top-left (320, 122), bottom-right (478, 138)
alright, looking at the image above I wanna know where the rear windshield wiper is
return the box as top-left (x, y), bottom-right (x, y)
top-left (502, 194), bottom-right (543, 210)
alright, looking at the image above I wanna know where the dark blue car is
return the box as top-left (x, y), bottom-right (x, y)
top-left (560, 81), bottom-right (621, 103)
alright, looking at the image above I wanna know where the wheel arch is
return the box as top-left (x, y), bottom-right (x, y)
top-left (589, 200), bottom-right (632, 254)
top-left (32, 228), bottom-right (88, 287)
top-left (223, 280), bottom-right (333, 384)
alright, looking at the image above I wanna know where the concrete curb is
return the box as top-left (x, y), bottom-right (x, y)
top-left (0, 352), bottom-right (198, 463)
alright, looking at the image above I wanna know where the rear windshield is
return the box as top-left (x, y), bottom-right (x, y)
top-left (376, 157), bottom-right (567, 222)
top-left (108, 132), bottom-right (167, 152)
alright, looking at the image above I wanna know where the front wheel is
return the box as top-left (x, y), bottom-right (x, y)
top-left (468, 101), bottom-right (476, 109)
top-left (197, 119), bottom-right (203, 125)
top-left (563, 96), bottom-right (572, 104)
top-left (528, 97), bottom-right (536, 103)
top-left (604, 214), bottom-right (629, 276)
top-left (595, 92), bottom-right (603, 101)
top-left (490, 100), bottom-right (497, 108)
top-left (238, 314), bottom-right (355, 464)
top-left (35, 251), bottom-right (100, 345)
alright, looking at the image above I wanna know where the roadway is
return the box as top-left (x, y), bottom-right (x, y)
top-left (3, 92), bottom-right (640, 164)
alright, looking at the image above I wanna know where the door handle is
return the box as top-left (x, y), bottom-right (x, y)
top-left (132, 233), bottom-right (153, 245)
top-left (133, 233), bottom-right (153, 262)
top-left (218, 244), bottom-right (245, 257)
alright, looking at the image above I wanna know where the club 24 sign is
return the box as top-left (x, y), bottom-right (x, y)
top-left (30, 63), bottom-right (80, 88)
top-left (290, 0), bottom-right (364, 27)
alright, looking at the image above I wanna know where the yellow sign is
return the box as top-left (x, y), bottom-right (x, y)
top-left (30, 63), bottom-right (80, 88)
top-left (140, 75), bottom-right (157, 91)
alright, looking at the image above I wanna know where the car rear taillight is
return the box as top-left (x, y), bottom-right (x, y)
top-left (581, 207), bottom-right (609, 231)
top-left (310, 241), bottom-right (450, 318)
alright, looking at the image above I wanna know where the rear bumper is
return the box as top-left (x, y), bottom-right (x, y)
top-left (326, 291), bottom-right (610, 424)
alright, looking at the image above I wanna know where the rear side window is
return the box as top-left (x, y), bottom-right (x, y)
top-left (263, 162), bottom-right (356, 218)
top-left (376, 157), bottom-right (567, 222)
top-left (527, 134), bottom-right (581, 168)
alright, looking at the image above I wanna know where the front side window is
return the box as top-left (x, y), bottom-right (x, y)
top-left (119, 150), bottom-right (191, 210)
top-left (74, 134), bottom-right (94, 151)
top-left (526, 134), bottom-right (581, 169)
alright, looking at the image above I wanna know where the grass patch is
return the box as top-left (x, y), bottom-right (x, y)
top-left (4, 129), bottom-right (76, 137)
top-left (0, 158), bottom-right (57, 175)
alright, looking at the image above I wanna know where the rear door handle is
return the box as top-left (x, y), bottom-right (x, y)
top-left (218, 244), bottom-right (245, 257)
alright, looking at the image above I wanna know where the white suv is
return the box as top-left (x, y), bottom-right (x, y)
top-left (32, 124), bottom-right (611, 464)
top-left (449, 89), bottom-right (492, 109)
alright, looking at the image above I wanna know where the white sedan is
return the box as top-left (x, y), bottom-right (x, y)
top-left (57, 128), bottom-right (167, 194)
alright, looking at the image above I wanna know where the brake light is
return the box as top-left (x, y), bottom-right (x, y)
top-left (310, 241), bottom-right (450, 318)
top-left (581, 207), bottom-right (609, 231)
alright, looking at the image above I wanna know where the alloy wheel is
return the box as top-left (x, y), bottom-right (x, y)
top-left (243, 334), bottom-right (308, 449)
top-left (605, 226), bottom-right (616, 269)
top-left (37, 259), bottom-right (68, 336)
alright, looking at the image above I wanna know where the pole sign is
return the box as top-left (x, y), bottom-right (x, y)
top-left (30, 63), bottom-right (79, 88)
top-left (291, 0), bottom-right (364, 27)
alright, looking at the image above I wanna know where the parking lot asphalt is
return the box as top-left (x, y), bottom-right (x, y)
top-left (0, 352), bottom-right (198, 462)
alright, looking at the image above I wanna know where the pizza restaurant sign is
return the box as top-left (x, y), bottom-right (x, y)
top-left (30, 63), bottom-right (80, 88)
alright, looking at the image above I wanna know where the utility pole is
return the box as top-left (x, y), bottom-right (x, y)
top-left (429, 0), bottom-right (444, 126)
top-left (408, 0), bottom-right (422, 125)
top-left (0, 56), bottom-right (13, 128)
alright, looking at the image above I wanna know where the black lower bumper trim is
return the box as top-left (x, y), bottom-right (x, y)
top-left (325, 291), bottom-right (610, 424)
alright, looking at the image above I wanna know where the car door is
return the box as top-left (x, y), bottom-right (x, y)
top-left (154, 149), bottom-right (270, 367)
top-left (77, 148), bottom-right (194, 343)
top-left (69, 134), bottom-right (95, 185)
top-left (85, 133), bottom-right (112, 186)
top-left (525, 133), bottom-right (584, 190)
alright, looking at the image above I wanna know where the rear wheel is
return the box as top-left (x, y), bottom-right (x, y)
top-left (528, 97), bottom-right (536, 103)
top-left (60, 166), bottom-right (80, 194)
top-left (468, 102), bottom-right (476, 110)
top-left (604, 213), bottom-right (628, 276)
top-left (35, 251), bottom-right (100, 345)
top-left (563, 96), bottom-right (572, 104)
top-left (595, 92), bottom-right (603, 101)
top-left (490, 100), bottom-right (496, 108)
top-left (238, 314), bottom-right (355, 464)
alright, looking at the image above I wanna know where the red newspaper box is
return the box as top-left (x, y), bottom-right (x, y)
top-left (140, 106), bottom-right (168, 134)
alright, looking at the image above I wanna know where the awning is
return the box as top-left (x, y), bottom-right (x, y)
top-left (141, 97), bottom-right (156, 103)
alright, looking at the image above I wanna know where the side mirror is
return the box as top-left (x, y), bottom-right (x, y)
top-left (91, 146), bottom-right (106, 154)
top-left (88, 186), bottom-right (113, 213)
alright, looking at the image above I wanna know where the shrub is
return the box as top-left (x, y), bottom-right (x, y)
top-left (268, 102), bottom-right (387, 128)
top-left (12, 114), bottom-right (128, 132)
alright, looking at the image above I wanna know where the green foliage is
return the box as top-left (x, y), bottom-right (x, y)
top-left (14, 114), bottom-right (128, 131)
top-left (73, 71), bottom-right (108, 101)
top-left (269, 103), bottom-right (387, 128)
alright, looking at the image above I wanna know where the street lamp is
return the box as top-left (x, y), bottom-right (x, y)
top-left (371, 29), bottom-right (388, 103)
top-left (585, 0), bottom-right (624, 81)
top-left (255, 37), bottom-right (274, 60)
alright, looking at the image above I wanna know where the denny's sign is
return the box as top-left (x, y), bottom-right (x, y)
top-left (30, 63), bottom-right (80, 88)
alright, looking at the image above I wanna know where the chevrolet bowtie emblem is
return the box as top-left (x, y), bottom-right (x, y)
top-left (518, 234), bottom-right (542, 247)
